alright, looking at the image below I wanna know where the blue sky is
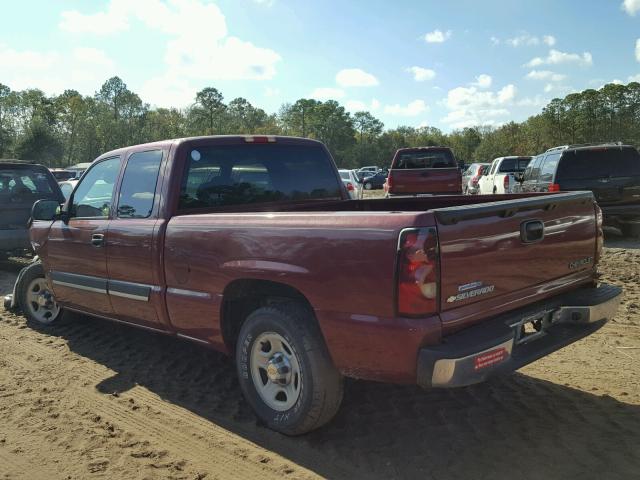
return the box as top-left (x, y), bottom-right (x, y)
top-left (2, 0), bottom-right (640, 131)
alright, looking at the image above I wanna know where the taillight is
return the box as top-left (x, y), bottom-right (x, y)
top-left (595, 203), bottom-right (604, 264)
top-left (397, 228), bottom-right (439, 317)
top-left (471, 173), bottom-right (480, 185)
top-left (346, 182), bottom-right (354, 191)
top-left (548, 183), bottom-right (561, 192)
top-left (503, 175), bottom-right (509, 191)
top-left (386, 173), bottom-right (393, 190)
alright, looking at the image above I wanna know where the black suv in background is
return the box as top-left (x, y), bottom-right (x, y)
top-left (0, 161), bottom-right (64, 257)
top-left (520, 143), bottom-right (640, 237)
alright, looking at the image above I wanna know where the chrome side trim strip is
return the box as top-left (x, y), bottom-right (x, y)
top-left (52, 280), bottom-right (107, 294)
top-left (109, 290), bottom-right (149, 302)
top-left (167, 287), bottom-right (211, 299)
top-left (176, 333), bottom-right (210, 345)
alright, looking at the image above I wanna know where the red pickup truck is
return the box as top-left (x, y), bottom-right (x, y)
top-left (7, 135), bottom-right (621, 435)
top-left (384, 146), bottom-right (462, 196)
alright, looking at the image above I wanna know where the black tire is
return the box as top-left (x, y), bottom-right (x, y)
top-left (236, 303), bottom-right (344, 435)
top-left (364, 182), bottom-right (373, 190)
top-left (621, 223), bottom-right (640, 238)
top-left (17, 262), bottom-right (63, 326)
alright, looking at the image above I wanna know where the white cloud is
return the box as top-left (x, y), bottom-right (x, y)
top-left (507, 33), bottom-right (539, 47)
top-left (384, 99), bottom-right (427, 116)
top-left (490, 36), bottom-right (500, 45)
top-left (506, 33), bottom-right (556, 47)
top-left (345, 98), bottom-right (380, 113)
top-left (525, 49), bottom-right (593, 67)
top-left (424, 29), bottom-right (451, 43)
top-left (471, 74), bottom-right (492, 88)
top-left (636, 39), bottom-right (640, 62)
top-left (58, 0), bottom-right (282, 107)
top-left (441, 84), bottom-right (516, 128)
top-left (0, 44), bottom-right (117, 95)
top-left (264, 86), bottom-right (280, 97)
top-left (310, 87), bottom-right (345, 100)
top-left (335, 68), bottom-right (379, 87)
top-left (623, 0), bottom-right (640, 15)
top-left (406, 66), bottom-right (436, 82)
top-left (525, 70), bottom-right (566, 82)
top-left (629, 73), bottom-right (640, 82)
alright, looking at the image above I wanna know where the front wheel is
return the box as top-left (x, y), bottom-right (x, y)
top-left (236, 303), bottom-right (344, 435)
top-left (17, 262), bottom-right (63, 325)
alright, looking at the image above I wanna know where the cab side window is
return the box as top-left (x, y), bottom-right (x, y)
top-left (539, 153), bottom-right (561, 182)
top-left (525, 155), bottom-right (544, 181)
top-left (71, 157), bottom-right (121, 218)
top-left (117, 150), bottom-right (163, 219)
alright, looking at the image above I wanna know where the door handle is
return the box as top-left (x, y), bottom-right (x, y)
top-left (91, 233), bottom-right (104, 247)
top-left (521, 220), bottom-right (544, 243)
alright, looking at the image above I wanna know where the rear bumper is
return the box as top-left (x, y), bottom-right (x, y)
top-left (417, 283), bottom-right (622, 388)
top-left (0, 228), bottom-right (29, 251)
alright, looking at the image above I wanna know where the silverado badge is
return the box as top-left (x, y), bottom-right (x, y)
top-left (447, 282), bottom-right (495, 303)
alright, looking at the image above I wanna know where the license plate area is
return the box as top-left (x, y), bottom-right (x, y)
top-left (510, 310), bottom-right (554, 345)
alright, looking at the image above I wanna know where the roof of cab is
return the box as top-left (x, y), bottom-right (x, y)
top-left (94, 135), bottom-right (324, 162)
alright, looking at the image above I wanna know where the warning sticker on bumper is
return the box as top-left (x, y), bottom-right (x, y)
top-left (473, 348), bottom-right (508, 371)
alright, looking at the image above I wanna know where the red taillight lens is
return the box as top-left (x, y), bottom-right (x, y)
top-left (595, 203), bottom-right (604, 264)
top-left (397, 228), bottom-right (439, 317)
top-left (471, 174), bottom-right (480, 185)
top-left (386, 173), bottom-right (393, 189)
top-left (503, 175), bottom-right (509, 191)
top-left (548, 183), bottom-right (561, 192)
top-left (346, 182), bottom-right (354, 191)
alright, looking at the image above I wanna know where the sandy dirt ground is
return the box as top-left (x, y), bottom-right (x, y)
top-left (0, 234), bottom-right (639, 480)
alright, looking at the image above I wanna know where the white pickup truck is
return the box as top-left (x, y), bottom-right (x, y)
top-left (478, 156), bottom-right (532, 194)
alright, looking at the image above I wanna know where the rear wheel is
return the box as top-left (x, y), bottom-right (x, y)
top-left (18, 262), bottom-right (63, 325)
top-left (236, 303), bottom-right (343, 435)
top-left (364, 182), bottom-right (373, 190)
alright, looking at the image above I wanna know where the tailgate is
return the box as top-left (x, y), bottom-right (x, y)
top-left (434, 192), bottom-right (597, 331)
top-left (390, 168), bottom-right (461, 194)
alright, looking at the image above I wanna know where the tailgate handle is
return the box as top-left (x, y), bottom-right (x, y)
top-left (521, 220), bottom-right (544, 243)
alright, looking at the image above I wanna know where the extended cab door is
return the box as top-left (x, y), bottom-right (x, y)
top-left (46, 157), bottom-right (121, 316)
top-left (106, 149), bottom-right (167, 330)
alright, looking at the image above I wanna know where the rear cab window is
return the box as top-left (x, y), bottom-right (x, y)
top-left (498, 157), bottom-right (531, 173)
top-left (0, 166), bottom-right (55, 197)
top-left (392, 149), bottom-right (457, 169)
top-left (178, 144), bottom-right (342, 210)
top-left (556, 147), bottom-right (640, 181)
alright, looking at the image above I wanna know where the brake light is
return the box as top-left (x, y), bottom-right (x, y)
top-left (471, 173), bottom-right (480, 185)
top-left (346, 182), bottom-right (354, 191)
top-left (386, 173), bottom-right (393, 190)
top-left (397, 228), bottom-right (439, 317)
top-left (548, 183), bottom-right (561, 192)
top-left (503, 175), bottom-right (509, 192)
top-left (595, 203), bottom-right (604, 264)
top-left (245, 136), bottom-right (276, 143)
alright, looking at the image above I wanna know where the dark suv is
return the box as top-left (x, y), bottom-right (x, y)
top-left (0, 161), bottom-right (64, 257)
top-left (520, 143), bottom-right (640, 237)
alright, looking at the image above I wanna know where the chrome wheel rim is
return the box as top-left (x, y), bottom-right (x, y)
top-left (365, 183), bottom-right (372, 190)
top-left (25, 277), bottom-right (60, 324)
top-left (250, 332), bottom-right (301, 411)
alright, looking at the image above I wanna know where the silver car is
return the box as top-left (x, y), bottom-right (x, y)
top-left (339, 169), bottom-right (362, 199)
top-left (462, 163), bottom-right (490, 194)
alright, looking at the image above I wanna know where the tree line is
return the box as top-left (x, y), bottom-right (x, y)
top-left (1, 76), bottom-right (639, 169)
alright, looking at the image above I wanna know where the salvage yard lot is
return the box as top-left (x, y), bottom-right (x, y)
top-left (0, 238), bottom-right (639, 480)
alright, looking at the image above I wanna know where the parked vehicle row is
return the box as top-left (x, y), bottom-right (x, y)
top-left (477, 156), bottom-right (532, 195)
top-left (3, 134), bottom-right (622, 436)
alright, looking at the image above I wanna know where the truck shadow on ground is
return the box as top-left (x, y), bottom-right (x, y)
top-left (604, 227), bottom-right (640, 249)
top-left (26, 311), bottom-right (640, 480)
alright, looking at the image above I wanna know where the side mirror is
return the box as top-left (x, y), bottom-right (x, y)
top-left (31, 199), bottom-right (67, 226)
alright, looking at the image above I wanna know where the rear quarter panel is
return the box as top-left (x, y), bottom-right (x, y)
top-left (163, 211), bottom-right (442, 383)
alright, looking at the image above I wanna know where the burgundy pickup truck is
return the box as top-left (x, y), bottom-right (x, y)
top-left (6, 135), bottom-right (621, 435)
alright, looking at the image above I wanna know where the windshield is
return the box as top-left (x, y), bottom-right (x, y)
top-left (393, 150), bottom-right (456, 169)
top-left (498, 157), bottom-right (530, 173)
top-left (556, 147), bottom-right (640, 180)
top-left (179, 144), bottom-right (342, 209)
